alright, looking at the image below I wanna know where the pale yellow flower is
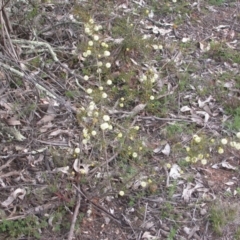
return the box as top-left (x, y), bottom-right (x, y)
top-left (86, 50), bottom-right (91, 55)
top-left (74, 148), bottom-right (80, 154)
top-left (103, 115), bottom-right (110, 121)
top-left (140, 74), bottom-right (147, 82)
top-left (91, 130), bottom-right (97, 136)
top-left (141, 181), bottom-right (147, 188)
top-left (193, 135), bottom-right (201, 143)
top-left (88, 41), bottom-right (93, 46)
top-left (235, 143), bottom-right (240, 150)
top-left (94, 25), bottom-right (100, 31)
top-left (89, 18), bottom-right (94, 24)
top-left (186, 147), bottom-right (190, 152)
top-left (102, 92), bottom-right (108, 98)
top-left (104, 51), bottom-right (111, 57)
top-left (218, 147), bottom-right (224, 154)
top-left (83, 128), bottom-right (88, 137)
top-left (201, 159), bottom-right (207, 165)
top-left (107, 79), bottom-right (112, 85)
top-left (152, 44), bottom-right (159, 50)
top-left (93, 35), bottom-right (99, 41)
top-left (82, 52), bottom-right (88, 57)
top-left (100, 122), bottom-right (109, 130)
top-left (236, 132), bottom-right (240, 139)
top-left (97, 61), bottom-right (103, 67)
top-left (132, 152), bottom-right (138, 158)
top-left (117, 132), bottom-right (123, 138)
top-left (191, 157), bottom-right (198, 163)
top-left (80, 169), bottom-right (86, 174)
top-left (88, 102), bottom-right (96, 111)
top-left (105, 63), bottom-right (111, 68)
top-left (230, 141), bottom-right (236, 147)
top-left (166, 163), bottom-right (171, 168)
top-left (153, 73), bottom-right (159, 79)
top-left (150, 96), bottom-right (155, 100)
top-left (119, 191), bottom-right (124, 196)
top-left (84, 75), bottom-right (89, 81)
top-left (221, 139), bottom-right (228, 145)
top-left (85, 27), bottom-right (90, 34)
top-left (86, 88), bottom-right (93, 94)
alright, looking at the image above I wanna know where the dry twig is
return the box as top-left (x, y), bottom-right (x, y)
top-left (67, 188), bottom-right (81, 240)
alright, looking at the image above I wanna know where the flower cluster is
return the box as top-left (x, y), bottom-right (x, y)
top-left (184, 132), bottom-right (240, 165)
top-left (138, 68), bottom-right (158, 101)
top-left (84, 18), bottom-right (102, 37)
top-left (74, 15), bottom-right (157, 198)
top-left (80, 113), bottom-right (113, 144)
top-left (184, 134), bottom-right (213, 165)
top-left (139, 70), bottom-right (159, 83)
top-left (82, 18), bottom-right (111, 71)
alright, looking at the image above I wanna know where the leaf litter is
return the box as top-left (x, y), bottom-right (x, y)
top-left (0, 1), bottom-right (240, 239)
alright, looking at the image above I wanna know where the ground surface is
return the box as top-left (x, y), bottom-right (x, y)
top-left (0, 0), bottom-right (240, 239)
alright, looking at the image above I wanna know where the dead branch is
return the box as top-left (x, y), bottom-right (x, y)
top-left (67, 190), bottom-right (81, 240)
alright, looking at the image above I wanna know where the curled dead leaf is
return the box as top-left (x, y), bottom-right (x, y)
top-left (161, 143), bottom-right (170, 156)
top-left (180, 106), bottom-right (191, 112)
top-left (73, 159), bottom-right (90, 174)
top-left (1, 188), bottom-right (26, 207)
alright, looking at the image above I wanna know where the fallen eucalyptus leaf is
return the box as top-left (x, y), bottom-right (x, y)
top-left (169, 164), bottom-right (181, 179)
top-left (1, 188), bottom-right (26, 207)
top-left (162, 143), bottom-right (170, 156)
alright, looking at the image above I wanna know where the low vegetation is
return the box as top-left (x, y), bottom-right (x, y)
top-left (0, 0), bottom-right (240, 239)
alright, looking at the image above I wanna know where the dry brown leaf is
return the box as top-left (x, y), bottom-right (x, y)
top-left (39, 122), bottom-right (54, 133)
top-left (6, 118), bottom-right (21, 126)
top-left (49, 129), bottom-right (72, 137)
top-left (37, 104), bottom-right (56, 125)
top-left (198, 96), bottom-right (213, 108)
top-left (196, 111), bottom-right (210, 123)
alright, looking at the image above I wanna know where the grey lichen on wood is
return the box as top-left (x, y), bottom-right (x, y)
top-left (0, 122), bottom-right (26, 141)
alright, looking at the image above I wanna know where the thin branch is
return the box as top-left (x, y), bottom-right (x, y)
top-left (0, 158), bottom-right (15, 171)
top-left (67, 191), bottom-right (81, 240)
top-left (0, 60), bottom-right (76, 112)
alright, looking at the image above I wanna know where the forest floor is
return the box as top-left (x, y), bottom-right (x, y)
top-left (1, 0), bottom-right (240, 239)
